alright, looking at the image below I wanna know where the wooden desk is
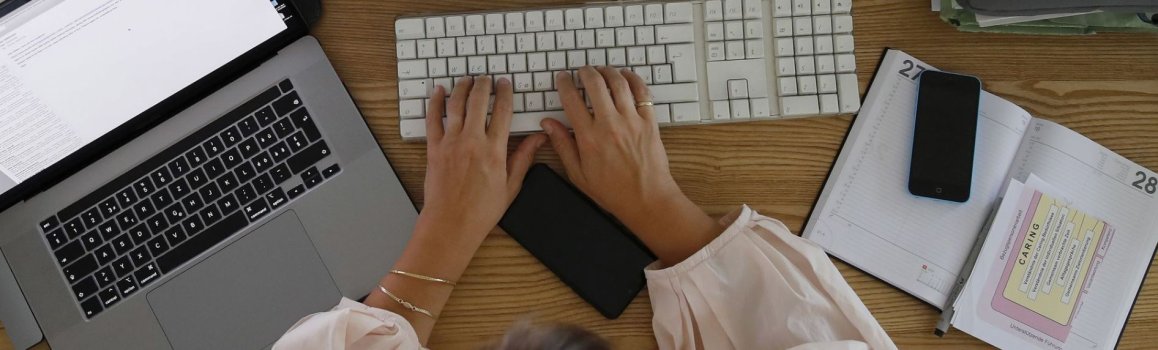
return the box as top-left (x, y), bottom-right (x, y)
top-left (2, 0), bottom-right (1155, 349)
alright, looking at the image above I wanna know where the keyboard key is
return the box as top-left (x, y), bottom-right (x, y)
top-left (322, 164), bottom-right (341, 178)
top-left (81, 296), bottom-right (103, 318)
top-left (218, 194), bottom-right (241, 215)
top-left (287, 141), bottom-right (331, 174)
top-left (164, 226), bottom-right (187, 246)
top-left (269, 142), bottom-right (292, 163)
top-left (163, 204), bottom-right (187, 226)
top-left (97, 221), bottom-right (118, 240)
top-left (134, 263), bottom-right (160, 287)
top-left (200, 204), bottom-right (223, 226)
top-left (234, 162), bottom-right (257, 183)
top-left (644, 4), bottom-right (664, 24)
top-left (151, 187), bottom-right (174, 210)
top-left (116, 211), bottom-right (138, 230)
top-left (46, 230), bottom-right (68, 249)
top-left (187, 168), bottom-right (208, 189)
top-left (237, 116), bottom-right (261, 136)
top-left (62, 255), bottom-right (96, 282)
top-left (270, 164), bottom-right (292, 184)
top-left (220, 148), bottom-right (243, 169)
top-left (146, 213), bottom-right (169, 234)
top-left (129, 246), bottom-right (152, 267)
top-left (217, 172), bottom-right (239, 193)
top-left (182, 214), bottom-right (205, 235)
top-left (273, 118), bottom-right (295, 139)
top-left (94, 267), bottom-right (116, 288)
top-left (255, 106), bottom-right (278, 126)
top-left (168, 178), bottom-right (190, 199)
top-left (272, 92), bottom-right (302, 116)
top-left (266, 188), bottom-right (288, 210)
top-left (199, 182), bottom-right (222, 203)
top-left (115, 188), bottom-right (138, 209)
top-left (128, 224), bottom-right (151, 246)
top-left (72, 276), bottom-right (98, 301)
top-left (157, 212), bottom-right (247, 273)
top-left (304, 173), bottom-right (323, 189)
top-left (236, 183), bottom-right (258, 204)
top-left (244, 198), bottom-right (271, 221)
top-left (395, 18), bottom-right (425, 40)
top-left (116, 275), bottom-right (138, 298)
top-left (255, 127), bottom-right (279, 148)
top-left (185, 147), bottom-right (207, 167)
top-left (81, 208), bottom-right (102, 230)
top-left (664, 2), bottom-right (693, 23)
top-left (202, 136), bottom-right (226, 157)
top-left (302, 167), bottom-right (321, 183)
top-left (182, 193), bottom-right (204, 213)
top-left (94, 244), bottom-right (115, 266)
top-left (147, 236), bottom-right (170, 257)
top-left (203, 158), bottom-right (226, 179)
top-left (133, 200), bottom-right (155, 220)
top-left (238, 138), bottom-right (261, 158)
top-left (111, 256), bottom-right (134, 277)
top-left (285, 132), bottom-right (309, 153)
top-left (99, 286), bottom-right (120, 307)
top-left (57, 238), bottom-right (85, 266)
top-left (63, 218), bottom-right (85, 238)
top-left (252, 173), bottom-right (275, 194)
top-left (99, 199), bottom-right (119, 218)
top-left (287, 185), bottom-right (306, 199)
top-left (81, 231), bottom-right (104, 251)
top-left (111, 233), bottom-right (134, 255)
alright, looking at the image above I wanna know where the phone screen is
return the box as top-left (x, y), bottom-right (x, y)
top-left (909, 70), bottom-right (981, 202)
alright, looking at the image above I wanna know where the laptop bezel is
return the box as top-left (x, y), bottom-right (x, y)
top-left (0, 0), bottom-right (311, 212)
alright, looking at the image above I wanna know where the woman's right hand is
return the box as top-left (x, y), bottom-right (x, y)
top-left (541, 66), bottom-right (723, 266)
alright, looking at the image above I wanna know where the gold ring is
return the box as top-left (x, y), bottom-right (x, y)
top-left (636, 101), bottom-right (654, 107)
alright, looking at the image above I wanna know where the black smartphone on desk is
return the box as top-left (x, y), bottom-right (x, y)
top-left (909, 70), bottom-right (982, 202)
top-left (499, 164), bottom-right (655, 319)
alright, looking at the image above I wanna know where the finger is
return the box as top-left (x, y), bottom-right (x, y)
top-left (489, 77), bottom-right (514, 143)
top-left (505, 134), bottom-right (547, 199)
top-left (464, 75), bottom-right (493, 135)
top-left (541, 119), bottom-right (585, 187)
top-left (425, 85), bottom-right (446, 145)
top-left (579, 66), bottom-right (617, 120)
top-left (597, 66), bottom-right (638, 116)
top-left (621, 68), bottom-right (655, 122)
top-left (446, 77), bottom-right (474, 134)
top-left (555, 71), bottom-right (592, 132)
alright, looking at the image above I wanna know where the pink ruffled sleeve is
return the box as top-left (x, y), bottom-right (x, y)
top-left (272, 297), bottom-right (424, 350)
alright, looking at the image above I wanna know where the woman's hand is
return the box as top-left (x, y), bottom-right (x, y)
top-left (541, 67), bottom-right (722, 266)
top-left (421, 76), bottom-right (546, 244)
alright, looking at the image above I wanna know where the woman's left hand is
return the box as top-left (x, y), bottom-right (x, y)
top-left (419, 76), bottom-right (546, 245)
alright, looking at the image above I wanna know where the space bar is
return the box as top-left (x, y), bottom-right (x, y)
top-left (157, 212), bottom-right (248, 273)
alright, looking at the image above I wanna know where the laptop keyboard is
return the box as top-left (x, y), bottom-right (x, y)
top-left (36, 80), bottom-right (342, 319)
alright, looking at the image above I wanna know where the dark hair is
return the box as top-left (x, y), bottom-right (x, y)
top-left (480, 321), bottom-right (611, 350)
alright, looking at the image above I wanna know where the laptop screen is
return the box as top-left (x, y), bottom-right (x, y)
top-left (0, 0), bottom-right (289, 199)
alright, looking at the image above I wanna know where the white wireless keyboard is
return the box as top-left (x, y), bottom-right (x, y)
top-left (394, 0), bottom-right (859, 140)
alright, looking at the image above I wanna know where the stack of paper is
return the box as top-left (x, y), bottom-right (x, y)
top-left (931, 0), bottom-right (1158, 35)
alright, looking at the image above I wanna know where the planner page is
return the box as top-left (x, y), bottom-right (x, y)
top-left (803, 49), bottom-right (1032, 309)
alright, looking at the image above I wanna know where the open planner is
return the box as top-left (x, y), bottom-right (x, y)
top-left (803, 49), bottom-right (1158, 349)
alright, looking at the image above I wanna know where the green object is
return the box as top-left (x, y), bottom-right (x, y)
top-left (938, 0), bottom-right (1158, 35)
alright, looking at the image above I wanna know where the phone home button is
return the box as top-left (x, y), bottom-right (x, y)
top-left (935, 187), bottom-right (943, 194)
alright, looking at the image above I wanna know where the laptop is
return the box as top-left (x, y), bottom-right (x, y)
top-left (0, 0), bottom-right (417, 349)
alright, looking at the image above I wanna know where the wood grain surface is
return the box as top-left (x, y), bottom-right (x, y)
top-left (3, 0), bottom-right (1156, 349)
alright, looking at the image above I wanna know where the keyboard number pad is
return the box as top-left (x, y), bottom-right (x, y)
top-left (770, 0), bottom-right (858, 116)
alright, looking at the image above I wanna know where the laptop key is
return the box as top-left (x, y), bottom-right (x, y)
top-left (162, 204), bottom-right (187, 225)
top-left (111, 256), bottom-right (134, 277)
top-left (244, 198), bottom-right (270, 221)
top-left (255, 106), bottom-right (278, 126)
top-left (164, 226), bottom-right (186, 246)
top-left (290, 108), bottom-right (322, 142)
top-left (81, 208), bottom-right (102, 230)
top-left (200, 204), bottom-right (223, 226)
top-left (151, 187), bottom-right (174, 209)
top-left (266, 188), bottom-right (288, 209)
top-left (135, 263), bottom-right (160, 287)
top-left (81, 231), bottom-right (104, 251)
top-left (270, 164), bottom-right (291, 184)
top-left (278, 79), bottom-right (294, 93)
top-left (182, 215), bottom-right (205, 235)
top-left (186, 147), bottom-right (208, 167)
top-left (220, 148), bottom-right (244, 169)
top-left (116, 212), bottom-right (138, 232)
top-left (46, 229), bottom-right (68, 249)
top-left (98, 221), bottom-right (118, 240)
top-left (116, 188), bottom-right (139, 210)
top-left (129, 246), bottom-right (151, 267)
top-left (134, 178), bottom-right (155, 197)
top-left (269, 142), bottom-right (292, 163)
top-left (62, 255), bottom-right (96, 283)
top-left (157, 212), bottom-right (248, 274)
top-left (72, 277), bottom-right (98, 301)
top-left (286, 132), bottom-right (308, 152)
top-left (99, 199), bottom-right (120, 217)
top-left (202, 136), bottom-right (226, 157)
top-left (81, 296), bottom-right (103, 318)
top-left (94, 267), bottom-right (116, 288)
top-left (99, 286), bottom-right (119, 307)
top-left (146, 213), bottom-right (168, 234)
top-left (40, 216), bottom-right (60, 232)
top-left (238, 116), bottom-right (261, 136)
top-left (128, 224), bottom-right (151, 246)
top-left (236, 183), bottom-right (258, 204)
top-left (234, 162), bottom-right (257, 183)
top-left (168, 157), bottom-right (190, 177)
top-left (150, 167), bottom-right (172, 187)
top-left (94, 245), bottom-right (116, 266)
top-left (116, 276), bottom-right (138, 298)
top-left (203, 158), bottom-right (226, 179)
top-left (287, 185), bottom-right (305, 199)
top-left (304, 173), bottom-right (323, 189)
top-left (55, 240), bottom-right (86, 266)
top-left (238, 138), bottom-right (260, 158)
top-left (147, 236), bottom-right (170, 257)
top-left (273, 118), bottom-right (295, 139)
top-left (302, 167), bottom-right (320, 181)
top-left (288, 141), bottom-right (331, 174)
top-left (221, 126), bottom-right (243, 147)
top-left (252, 173), bottom-right (275, 194)
top-left (255, 127), bottom-right (278, 148)
top-left (323, 164), bottom-right (341, 178)
top-left (199, 182), bottom-right (222, 202)
top-left (64, 219), bottom-right (85, 238)
top-left (187, 168), bottom-right (209, 189)
top-left (272, 91), bottom-right (302, 116)
top-left (182, 192), bottom-right (204, 213)
top-left (169, 178), bottom-right (190, 199)
top-left (111, 233), bottom-right (134, 255)
top-left (133, 200), bottom-right (155, 220)
top-left (252, 153), bottom-right (274, 173)
top-left (216, 172), bottom-right (240, 192)
top-left (218, 194), bottom-right (241, 215)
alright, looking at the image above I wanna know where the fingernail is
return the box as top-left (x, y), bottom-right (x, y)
top-left (556, 71), bottom-right (570, 79)
top-left (458, 76), bottom-right (471, 83)
top-left (540, 120), bottom-right (554, 133)
top-left (497, 77), bottom-right (511, 86)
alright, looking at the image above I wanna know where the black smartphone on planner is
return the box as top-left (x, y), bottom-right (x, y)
top-left (499, 164), bottom-right (655, 319)
top-left (908, 70), bottom-right (982, 202)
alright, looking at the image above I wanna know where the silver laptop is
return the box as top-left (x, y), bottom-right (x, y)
top-left (0, 0), bottom-right (417, 349)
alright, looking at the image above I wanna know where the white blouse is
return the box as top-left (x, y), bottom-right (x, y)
top-left (273, 206), bottom-right (897, 350)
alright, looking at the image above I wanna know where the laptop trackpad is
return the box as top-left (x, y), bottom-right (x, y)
top-left (147, 211), bottom-right (341, 350)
